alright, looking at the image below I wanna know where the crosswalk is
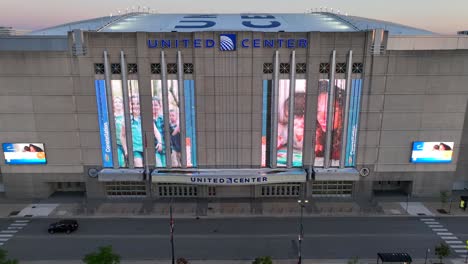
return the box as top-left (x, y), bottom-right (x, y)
top-left (0, 219), bottom-right (30, 246)
top-left (420, 218), bottom-right (467, 258)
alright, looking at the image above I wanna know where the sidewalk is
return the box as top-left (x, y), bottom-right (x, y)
top-left (16, 258), bottom-right (468, 264)
top-left (0, 196), bottom-right (467, 219)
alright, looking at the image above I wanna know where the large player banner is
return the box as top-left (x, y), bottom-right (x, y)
top-left (277, 79), bottom-right (306, 167)
top-left (345, 79), bottom-right (362, 167)
top-left (94, 80), bottom-right (113, 168)
top-left (314, 79), bottom-right (346, 167)
top-left (127, 80), bottom-right (143, 167)
top-left (152, 80), bottom-right (197, 168)
top-left (111, 80), bottom-right (127, 167)
top-left (151, 80), bottom-right (166, 167)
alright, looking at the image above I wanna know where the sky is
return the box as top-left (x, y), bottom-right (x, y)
top-left (2, 0), bottom-right (467, 34)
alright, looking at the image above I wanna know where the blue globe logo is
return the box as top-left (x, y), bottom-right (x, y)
top-left (219, 34), bottom-right (236, 51)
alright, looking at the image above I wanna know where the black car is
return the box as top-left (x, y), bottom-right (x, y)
top-left (48, 219), bottom-right (79, 234)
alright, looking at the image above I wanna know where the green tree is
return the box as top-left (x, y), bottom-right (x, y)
top-left (347, 256), bottom-right (360, 264)
top-left (434, 242), bottom-right (450, 264)
top-left (252, 256), bottom-right (273, 264)
top-left (0, 249), bottom-right (18, 264)
top-left (83, 245), bottom-right (120, 264)
top-left (439, 191), bottom-right (449, 209)
top-left (176, 258), bottom-right (189, 264)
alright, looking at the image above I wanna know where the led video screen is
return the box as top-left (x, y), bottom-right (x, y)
top-left (3, 143), bottom-right (47, 165)
top-left (411, 141), bottom-right (454, 163)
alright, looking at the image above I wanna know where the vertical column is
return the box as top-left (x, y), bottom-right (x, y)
top-left (324, 50), bottom-right (336, 169)
top-left (270, 50), bottom-right (280, 168)
top-left (161, 51), bottom-right (172, 168)
top-left (120, 51), bottom-right (134, 168)
top-left (340, 50), bottom-right (353, 168)
top-left (104, 50), bottom-right (119, 168)
top-left (177, 51), bottom-right (187, 168)
top-left (287, 50), bottom-right (296, 168)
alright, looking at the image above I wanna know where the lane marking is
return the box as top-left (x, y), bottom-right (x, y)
top-left (437, 232), bottom-right (453, 236)
top-left (433, 229), bottom-right (448, 232)
top-left (446, 240), bottom-right (463, 244)
top-left (0, 239), bottom-right (9, 242)
top-left (7, 227), bottom-right (22, 230)
top-left (0, 235), bottom-right (13, 237)
top-left (0, 243), bottom-right (3, 246)
top-left (10, 223), bottom-right (27, 226)
top-left (428, 225), bottom-right (443, 228)
top-left (420, 218), bottom-right (435, 221)
top-left (455, 250), bottom-right (468, 253)
top-left (14, 220), bottom-right (30, 223)
top-left (450, 245), bottom-right (468, 249)
top-left (425, 222), bottom-right (439, 225)
top-left (1, 231), bottom-right (17, 234)
top-left (441, 236), bottom-right (458, 240)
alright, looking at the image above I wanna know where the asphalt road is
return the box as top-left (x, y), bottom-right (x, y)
top-left (0, 217), bottom-right (466, 261)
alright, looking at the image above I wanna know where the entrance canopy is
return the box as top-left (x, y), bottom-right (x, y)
top-left (377, 253), bottom-right (412, 263)
top-left (152, 168), bottom-right (306, 185)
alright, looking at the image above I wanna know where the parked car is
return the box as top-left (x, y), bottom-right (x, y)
top-left (48, 219), bottom-right (79, 234)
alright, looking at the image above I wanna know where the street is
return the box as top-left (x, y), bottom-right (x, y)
top-left (0, 217), bottom-right (466, 261)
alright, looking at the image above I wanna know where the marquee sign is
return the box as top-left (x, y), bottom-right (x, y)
top-left (147, 35), bottom-right (308, 50)
top-left (152, 168), bottom-right (306, 185)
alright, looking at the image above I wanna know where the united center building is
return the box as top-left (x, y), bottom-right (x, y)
top-left (0, 13), bottom-right (467, 199)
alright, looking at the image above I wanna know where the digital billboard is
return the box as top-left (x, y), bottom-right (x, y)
top-left (3, 143), bottom-right (47, 165)
top-left (411, 142), bottom-right (454, 163)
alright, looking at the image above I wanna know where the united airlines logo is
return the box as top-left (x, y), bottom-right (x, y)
top-left (219, 34), bottom-right (236, 51)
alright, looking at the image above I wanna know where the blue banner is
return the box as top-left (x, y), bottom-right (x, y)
top-left (95, 80), bottom-right (113, 167)
top-left (184, 80), bottom-right (197, 167)
top-left (345, 79), bottom-right (362, 167)
top-left (261, 80), bottom-right (269, 167)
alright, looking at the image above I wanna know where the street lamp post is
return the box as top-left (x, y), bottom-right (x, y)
top-left (297, 199), bottom-right (308, 264)
top-left (170, 201), bottom-right (175, 264)
top-left (424, 248), bottom-right (430, 264)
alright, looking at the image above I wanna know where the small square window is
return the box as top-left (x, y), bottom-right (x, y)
top-left (263, 63), bottom-right (273, 74)
top-left (279, 63), bottom-right (290, 74)
top-left (94, 63), bottom-right (104, 74)
top-left (183, 63), bottom-right (194, 74)
top-left (111, 63), bottom-right (121, 74)
top-left (127, 63), bottom-right (138, 74)
top-left (296, 63), bottom-right (307, 74)
top-left (319, 63), bottom-right (330, 73)
top-left (151, 63), bottom-right (161, 74)
top-left (352, 62), bottom-right (363, 73)
top-left (167, 63), bottom-right (177, 74)
top-left (336, 63), bottom-right (346, 73)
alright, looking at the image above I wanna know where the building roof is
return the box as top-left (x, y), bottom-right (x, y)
top-left (29, 12), bottom-right (434, 36)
